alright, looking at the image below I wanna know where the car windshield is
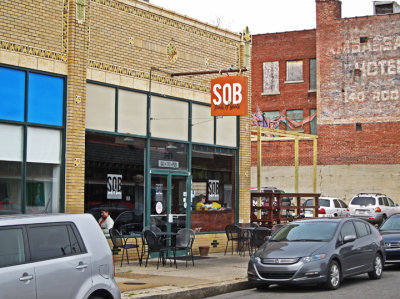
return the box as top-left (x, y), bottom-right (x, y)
top-left (380, 217), bottom-right (400, 231)
top-left (304, 199), bottom-right (329, 207)
top-left (270, 222), bottom-right (338, 242)
top-left (351, 196), bottom-right (375, 206)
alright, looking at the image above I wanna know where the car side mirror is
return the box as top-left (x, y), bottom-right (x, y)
top-left (343, 235), bottom-right (356, 243)
top-left (396, 203), bottom-right (399, 207)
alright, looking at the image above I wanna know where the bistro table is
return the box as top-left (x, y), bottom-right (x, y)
top-left (154, 231), bottom-right (177, 266)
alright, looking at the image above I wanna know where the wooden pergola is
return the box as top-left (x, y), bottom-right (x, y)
top-left (251, 126), bottom-right (318, 194)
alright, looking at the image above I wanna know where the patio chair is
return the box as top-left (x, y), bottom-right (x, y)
top-left (250, 227), bottom-right (272, 253)
top-left (109, 227), bottom-right (140, 267)
top-left (143, 230), bottom-right (171, 269)
top-left (224, 224), bottom-right (248, 255)
top-left (174, 228), bottom-right (195, 268)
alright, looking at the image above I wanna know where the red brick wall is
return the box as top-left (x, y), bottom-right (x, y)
top-left (251, 0), bottom-right (400, 168)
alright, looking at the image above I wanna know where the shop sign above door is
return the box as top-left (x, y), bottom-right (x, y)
top-left (211, 76), bottom-right (248, 116)
top-left (158, 160), bottom-right (179, 168)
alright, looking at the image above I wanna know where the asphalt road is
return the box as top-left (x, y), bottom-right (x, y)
top-left (208, 264), bottom-right (400, 299)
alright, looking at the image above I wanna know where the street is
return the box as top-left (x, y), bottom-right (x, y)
top-left (208, 264), bottom-right (400, 299)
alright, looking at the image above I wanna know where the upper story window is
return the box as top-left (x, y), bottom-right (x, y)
top-left (286, 109), bottom-right (303, 132)
top-left (262, 61), bottom-right (279, 95)
top-left (309, 58), bottom-right (316, 91)
top-left (285, 60), bottom-right (303, 83)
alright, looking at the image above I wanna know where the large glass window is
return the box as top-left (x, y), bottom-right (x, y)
top-left (192, 103), bottom-right (214, 144)
top-left (118, 90), bottom-right (147, 136)
top-left (0, 67), bottom-right (64, 215)
top-left (216, 116), bottom-right (237, 147)
top-left (150, 140), bottom-right (188, 171)
top-left (86, 84), bottom-right (115, 131)
top-left (0, 67), bottom-right (25, 122)
top-left (85, 132), bottom-right (145, 223)
top-left (191, 145), bottom-right (236, 232)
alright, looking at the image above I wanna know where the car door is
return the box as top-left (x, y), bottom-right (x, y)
top-left (338, 221), bottom-right (363, 275)
top-left (0, 226), bottom-right (36, 299)
top-left (27, 223), bottom-right (92, 299)
top-left (339, 200), bottom-right (349, 217)
top-left (333, 199), bottom-right (341, 216)
top-left (353, 220), bottom-right (375, 271)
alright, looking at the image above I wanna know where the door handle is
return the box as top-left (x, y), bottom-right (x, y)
top-left (19, 273), bottom-right (34, 282)
top-left (76, 262), bottom-right (88, 270)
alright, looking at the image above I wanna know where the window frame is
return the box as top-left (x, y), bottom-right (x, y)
top-left (0, 64), bottom-right (66, 214)
top-left (285, 60), bottom-right (304, 84)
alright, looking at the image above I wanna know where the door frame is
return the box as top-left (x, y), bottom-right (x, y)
top-left (146, 170), bottom-right (191, 231)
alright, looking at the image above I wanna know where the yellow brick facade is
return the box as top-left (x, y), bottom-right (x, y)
top-left (0, 0), bottom-right (251, 252)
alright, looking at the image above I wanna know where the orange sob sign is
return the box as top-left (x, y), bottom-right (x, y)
top-left (211, 76), bottom-right (248, 116)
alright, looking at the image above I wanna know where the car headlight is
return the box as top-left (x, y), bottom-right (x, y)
top-left (302, 254), bottom-right (326, 263)
top-left (251, 255), bottom-right (261, 263)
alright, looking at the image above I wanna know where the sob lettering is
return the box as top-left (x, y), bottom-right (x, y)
top-left (212, 83), bottom-right (243, 106)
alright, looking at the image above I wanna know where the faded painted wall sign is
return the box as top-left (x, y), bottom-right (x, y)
top-left (320, 28), bottom-right (400, 125)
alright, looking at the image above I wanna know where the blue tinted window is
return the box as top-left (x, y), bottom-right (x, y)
top-left (0, 67), bottom-right (25, 121)
top-left (28, 73), bottom-right (63, 126)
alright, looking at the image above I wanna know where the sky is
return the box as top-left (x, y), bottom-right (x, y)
top-left (149, 0), bottom-right (375, 34)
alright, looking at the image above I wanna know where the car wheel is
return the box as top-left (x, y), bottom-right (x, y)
top-left (325, 260), bottom-right (341, 290)
top-left (368, 254), bottom-right (383, 280)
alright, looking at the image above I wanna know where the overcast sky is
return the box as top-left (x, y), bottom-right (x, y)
top-left (149, 0), bottom-right (375, 34)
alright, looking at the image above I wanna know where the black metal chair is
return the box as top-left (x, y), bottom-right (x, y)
top-left (109, 227), bottom-right (140, 267)
top-left (173, 228), bottom-right (195, 268)
top-left (143, 230), bottom-right (172, 269)
top-left (224, 224), bottom-right (248, 255)
top-left (250, 227), bottom-right (272, 254)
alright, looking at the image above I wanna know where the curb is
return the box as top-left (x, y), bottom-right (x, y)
top-left (131, 280), bottom-right (252, 299)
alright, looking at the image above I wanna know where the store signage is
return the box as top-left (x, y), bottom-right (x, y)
top-left (211, 76), bottom-right (248, 116)
top-left (208, 180), bottom-right (219, 202)
top-left (107, 174), bottom-right (122, 200)
top-left (158, 160), bottom-right (179, 168)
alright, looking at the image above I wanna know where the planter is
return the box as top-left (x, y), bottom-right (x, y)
top-left (199, 246), bottom-right (210, 256)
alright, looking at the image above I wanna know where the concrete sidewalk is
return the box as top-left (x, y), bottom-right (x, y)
top-left (115, 252), bottom-right (252, 298)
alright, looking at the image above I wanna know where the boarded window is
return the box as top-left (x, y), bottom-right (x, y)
top-left (309, 58), bottom-right (316, 90)
top-left (262, 62), bottom-right (279, 94)
top-left (286, 60), bottom-right (303, 82)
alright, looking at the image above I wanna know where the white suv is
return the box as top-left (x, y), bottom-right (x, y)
top-left (0, 214), bottom-right (121, 299)
top-left (349, 193), bottom-right (399, 225)
top-left (303, 197), bottom-right (349, 218)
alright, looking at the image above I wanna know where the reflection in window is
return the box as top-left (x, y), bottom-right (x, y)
top-left (191, 145), bottom-right (236, 232)
top-left (0, 67), bottom-right (25, 122)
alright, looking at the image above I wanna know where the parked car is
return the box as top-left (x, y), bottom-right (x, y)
top-left (379, 213), bottom-right (400, 264)
top-left (303, 197), bottom-right (349, 218)
top-left (349, 193), bottom-right (399, 225)
top-left (0, 214), bottom-right (121, 299)
top-left (248, 218), bottom-right (384, 290)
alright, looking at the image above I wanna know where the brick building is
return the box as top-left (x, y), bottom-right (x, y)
top-left (251, 0), bottom-right (400, 202)
top-left (0, 0), bottom-right (251, 253)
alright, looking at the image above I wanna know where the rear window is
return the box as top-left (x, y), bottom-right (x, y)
top-left (351, 197), bottom-right (376, 206)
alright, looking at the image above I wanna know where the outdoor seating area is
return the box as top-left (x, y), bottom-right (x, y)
top-left (224, 224), bottom-right (272, 257)
top-left (109, 226), bottom-right (196, 270)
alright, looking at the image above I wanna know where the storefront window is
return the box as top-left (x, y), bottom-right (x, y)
top-left (84, 132), bottom-right (145, 228)
top-left (150, 140), bottom-right (188, 171)
top-left (191, 145), bottom-right (236, 232)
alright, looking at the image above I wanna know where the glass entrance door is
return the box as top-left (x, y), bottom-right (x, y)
top-left (150, 174), bottom-right (188, 233)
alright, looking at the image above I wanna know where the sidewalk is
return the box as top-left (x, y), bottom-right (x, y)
top-left (115, 252), bottom-right (252, 298)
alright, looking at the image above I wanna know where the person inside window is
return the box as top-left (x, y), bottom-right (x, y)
top-left (196, 195), bottom-right (210, 211)
top-left (98, 208), bottom-right (114, 236)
